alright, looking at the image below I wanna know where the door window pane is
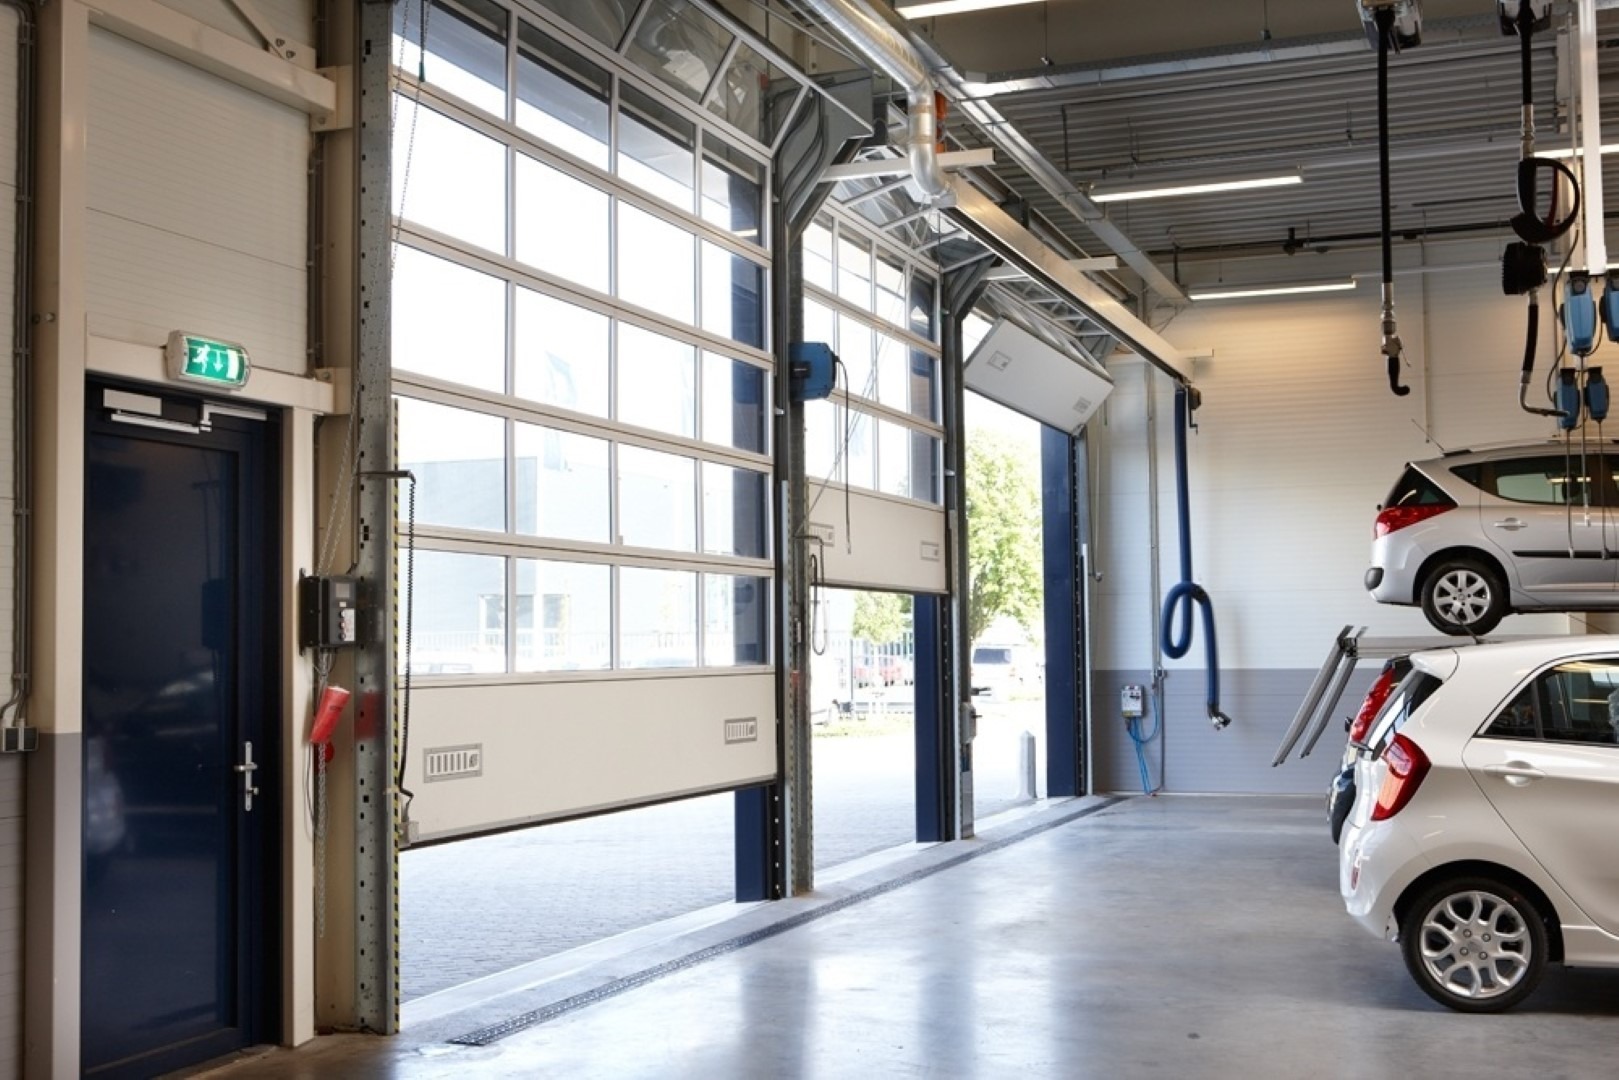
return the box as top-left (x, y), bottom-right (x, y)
top-left (804, 217), bottom-right (833, 291)
top-left (528, 0), bottom-right (636, 49)
top-left (910, 272), bottom-right (936, 340)
top-left (839, 316), bottom-right (874, 401)
top-left (1485, 659), bottom-right (1619, 745)
top-left (393, 0), bottom-right (508, 118)
top-left (701, 143), bottom-right (763, 243)
top-left (516, 23), bottom-right (610, 168)
top-left (805, 399), bottom-right (838, 484)
top-left (620, 567), bottom-right (697, 668)
top-left (626, 0), bottom-right (731, 102)
top-left (515, 155), bottom-right (610, 293)
top-left (705, 574), bottom-right (767, 666)
top-left (618, 445), bottom-right (696, 550)
top-left (878, 419), bottom-right (909, 499)
top-left (707, 43), bottom-right (783, 143)
top-left (407, 550), bottom-right (506, 674)
top-left (803, 298), bottom-right (835, 351)
top-left (701, 242), bottom-right (764, 348)
top-left (837, 232), bottom-right (872, 309)
top-left (514, 288), bottom-right (609, 416)
top-left (909, 348), bottom-right (939, 421)
top-left (397, 397), bottom-right (506, 532)
top-left (911, 430), bottom-right (941, 504)
top-left (876, 253), bottom-right (906, 327)
top-left (516, 558), bottom-right (611, 671)
top-left (702, 462), bottom-right (767, 558)
top-left (875, 333), bottom-right (909, 411)
top-left (392, 245), bottom-right (505, 393)
top-left (515, 423), bottom-right (610, 543)
top-left (618, 85), bottom-right (696, 212)
top-left (845, 406), bottom-right (875, 491)
top-left (617, 324), bottom-right (696, 438)
top-left (618, 204), bottom-right (695, 324)
top-left (702, 353), bottom-right (768, 454)
top-left (393, 100), bottom-right (506, 254)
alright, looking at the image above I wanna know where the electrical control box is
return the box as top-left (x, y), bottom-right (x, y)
top-left (300, 574), bottom-right (359, 650)
top-left (1121, 684), bottom-right (1145, 719)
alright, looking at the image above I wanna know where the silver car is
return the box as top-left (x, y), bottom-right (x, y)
top-left (1365, 441), bottom-right (1619, 635)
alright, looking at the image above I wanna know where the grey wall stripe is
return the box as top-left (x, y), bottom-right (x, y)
top-left (449, 796), bottom-right (1123, 1047)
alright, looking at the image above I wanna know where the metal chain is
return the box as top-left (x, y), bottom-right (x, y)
top-left (316, 748), bottom-right (328, 939)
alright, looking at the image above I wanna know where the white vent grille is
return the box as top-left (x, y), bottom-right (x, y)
top-left (723, 718), bottom-right (758, 744)
top-left (424, 744), bottom-right (483, 782)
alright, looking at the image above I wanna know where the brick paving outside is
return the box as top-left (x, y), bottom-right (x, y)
top-left (400, 696), bottom-right (1048, 1001)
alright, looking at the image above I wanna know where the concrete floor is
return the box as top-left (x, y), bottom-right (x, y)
top-left (197, 795), bottom-right (1619, 1079)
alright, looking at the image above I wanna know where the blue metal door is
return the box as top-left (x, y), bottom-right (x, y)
top-left (81, 383), bottom-right (279, 1077)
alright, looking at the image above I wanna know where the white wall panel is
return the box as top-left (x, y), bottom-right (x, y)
top-left (0, 6), bottom-right (21, 1074)
top-left (808, 486), bottom-right (947, 594)
top-left (86, 27), bottom-right (308, 373)
top-left (405, 672), bottom-right (777, 841)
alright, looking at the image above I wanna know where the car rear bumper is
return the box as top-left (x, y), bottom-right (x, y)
top-left (1340, 815), bottom-right (1428, 940)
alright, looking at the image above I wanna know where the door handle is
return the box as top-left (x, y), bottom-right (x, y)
top-left (1492, 519), bottom-right (1529, 531)
top-left (1482, 761), bottom-right (1545, 787)
top-left (234, 740), bottom-right (260, 812)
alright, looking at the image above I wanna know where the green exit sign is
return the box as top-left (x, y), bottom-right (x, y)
top-left (165, 331), bottom-right (251, 390)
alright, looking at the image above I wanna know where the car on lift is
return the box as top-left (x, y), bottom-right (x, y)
top-left (1338, 636), bottom-right (1619, 1012)
top-left (1365, 441), bottom-right (1619, 636)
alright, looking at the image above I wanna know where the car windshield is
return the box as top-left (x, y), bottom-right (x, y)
top-left (974, 647), bottom-right (1013, 665)
top-left (1367, 668), bottom-right (1444, 753)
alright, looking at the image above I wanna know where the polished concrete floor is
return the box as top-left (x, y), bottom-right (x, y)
top-left (199, 795), bottom-right (1619, 1079)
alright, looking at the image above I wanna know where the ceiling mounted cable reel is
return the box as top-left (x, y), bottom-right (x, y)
top-left (1496, 0), bottom-right (1583, 422)
top-left (1359, 0), bottom-right (1422, 397)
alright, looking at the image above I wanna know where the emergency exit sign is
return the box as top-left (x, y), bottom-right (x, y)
top-left (166, 331), bottom-right (251, 390)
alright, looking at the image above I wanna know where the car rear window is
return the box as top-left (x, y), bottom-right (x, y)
top-left (1368, 669), bottom-right (1444, 753)
top-left (973, 647), bottom-right (1013, 665)
top-left (1384, 465), bottom-right (1452, 508)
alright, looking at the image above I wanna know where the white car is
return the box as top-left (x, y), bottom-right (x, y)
top-left (1339, 636), bottom-right (1619, 1011)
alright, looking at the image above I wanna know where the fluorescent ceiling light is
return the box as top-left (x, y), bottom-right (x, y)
top-left (1090, 174), bottom-right (1302, 204)
top-left (1540, 143), bottom-right (1619, 160)
top-left (1189, 281), bottom-right (1357, 302)
top-left (897, 0), bottom-right (1042, 18)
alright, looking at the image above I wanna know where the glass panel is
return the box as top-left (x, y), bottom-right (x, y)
top-left (392, 99), bottom-right (506, 254)
top-left (837, 232), bottom-right (872, 309)
top-left (392, 245), bottom-right (505, 393)
top-left (406, 550), bottom-right (506, 674)
top-left (909, 347), bottom-right (938, 422)
top-left (617, 323), bottom-right (696, 437)
top-left (617, 204), bottom-right (695, 324)
top-left (618, 85), bottom-right (697, 211)
top-left (874, 333), bottom-right (908, 411)
top-left (803, 217), bottom-right (833, 291)
top-left (700, 142), bottom-right (763, 243)
top-left (878, 419), bottom-right (909, 499)
top-left (513, 287), bottom-right (610, 417)
top-left (620, 566), bottom-right (698, 668)
top-left (910, 272), bottom-right (936, 340)
top-left (701, 353), bottom-right (768, 454)
top-left (618, 445), bottom-right (696, 550)
top-left (515, 154), bottom-right (610, 292)
top-left (845, 406), bottom-right (875, 491)
top-left (803, 298), bottom-right (835, 350)
top-left (397, 397), bottom-right (506, 531)
top-left (910, 430), bottom-right (941, 503)
top-left (701, 243), bottom-right (765, 348)
top-left (838, 315), bottom-right (874, 401)
top-left (514, 423), bottom-right (611, 543)
top-left (875, 253), bottom-right (906, 327)
top-left (707, 42), bottom-right (786, 144)
top-left (392, 0), bottom-right (508, 118)
top-left (515, 558), bottom-right (612, 672)
top-left (626, 0), bottom-right (731, 102)
top-left (702, 462), bottom-right (767, 558)
top-left (516, 22), bottom-right (611, 168)
top-left (805, 399), bottom-right (837, 484)
top-left (527, 0), bottom-right (637, 49)
top-left (704, 574), bottom-right (767, 666)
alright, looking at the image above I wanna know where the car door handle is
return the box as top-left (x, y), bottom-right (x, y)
top-left (1492, 519), bottom-right (1529, 531)
top-left (1482, 761), bottom-right (1546, 786)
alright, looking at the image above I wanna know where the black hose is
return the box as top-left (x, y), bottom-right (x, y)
top-left (1375, 8), bottom-right (1411, 397)
top-left (1519, 4), bottom-right (1533, 110)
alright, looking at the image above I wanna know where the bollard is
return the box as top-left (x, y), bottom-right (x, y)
top-left (1017, 730), bottom-right (1038, 800)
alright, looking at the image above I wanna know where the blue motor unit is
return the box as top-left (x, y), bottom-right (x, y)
top-left (789, 342), bottom-right (837, 402)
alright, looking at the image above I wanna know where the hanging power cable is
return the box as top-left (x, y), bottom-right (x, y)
top-left (1363, 0), bottom-right (1422, 397)
top-left (1159, 386), bottom-right (1232, 731)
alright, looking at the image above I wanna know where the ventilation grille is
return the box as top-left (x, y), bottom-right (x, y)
top-left (724, 718), bottom-right (758, 744)
top-left (424, 744), bottom-right (483, 782)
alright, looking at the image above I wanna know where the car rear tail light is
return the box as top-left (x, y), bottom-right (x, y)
top-left (1371, 733), bottom-right (1430, 821)
top-left (1374, 501), bottom-right (1455, 538)
top-left (1348, 667), bottom-right (1398, 745)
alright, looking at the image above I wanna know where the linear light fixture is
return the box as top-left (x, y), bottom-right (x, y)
top-left (1541, 143), bottom-right (1619, 160)
top-left (1189, 281), bottom-right (1358, 302)
top-left (1090, 173), bottom-right (1302, 204)
top-left (896, 0), bottom-right (1043, 17)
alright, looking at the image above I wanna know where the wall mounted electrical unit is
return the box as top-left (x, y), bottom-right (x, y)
top-left (964, 318), bottom-right (1115, 434)
top-left (300, 573), bottom-right (359, 650)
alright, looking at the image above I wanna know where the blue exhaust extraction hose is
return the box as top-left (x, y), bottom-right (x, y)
top-left (1160, 385), bottom-right (1234, 730)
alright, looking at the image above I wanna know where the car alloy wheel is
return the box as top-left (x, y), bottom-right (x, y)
top-left (1400, 878), bottom-right (1546, 1012)
top-left (1420, 558), bottom-right (1506, 636)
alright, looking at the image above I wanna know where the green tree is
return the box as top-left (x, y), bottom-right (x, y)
top-left (966, 428), bottom-right (1041, 643)
top-left (852, 591), bottom-right (910, 645)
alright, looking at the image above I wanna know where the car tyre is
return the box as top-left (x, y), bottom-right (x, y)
top-left (1399, 876), bottom-right (1547, 1013)
top-left (1419, 557), bottom-right (1506, 636)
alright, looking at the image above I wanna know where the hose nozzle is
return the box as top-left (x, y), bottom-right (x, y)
top-left (1380, 287), bottom-right (1411, 396)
